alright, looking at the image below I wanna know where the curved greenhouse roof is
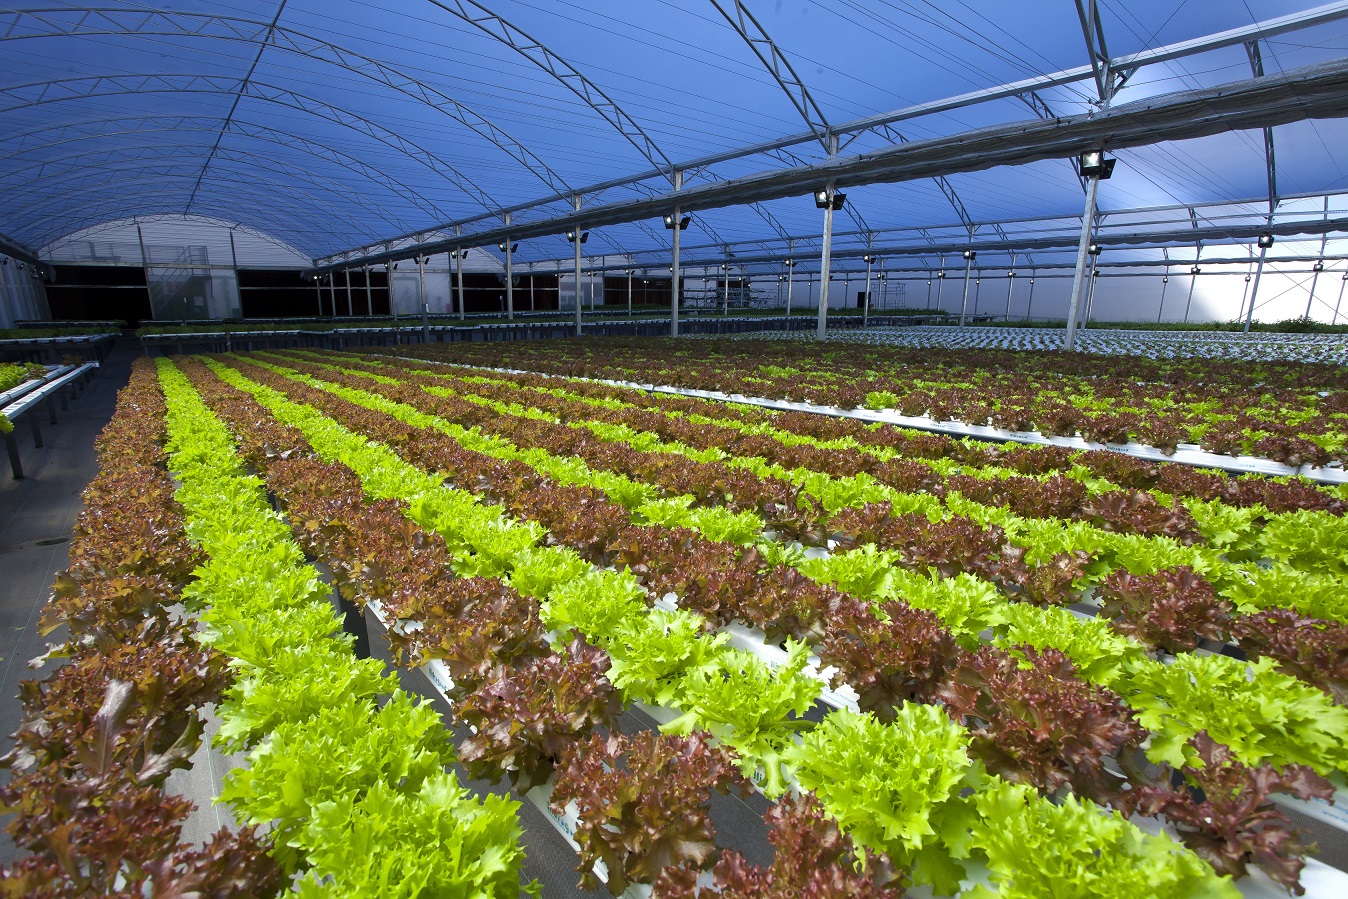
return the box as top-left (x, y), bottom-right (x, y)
top-left (2, 1), bottom-right (1348, 287)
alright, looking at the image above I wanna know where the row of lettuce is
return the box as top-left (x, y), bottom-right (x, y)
top-left (266, 350), bottom-right (1348, 708)
top-left (0, 360), bottom-right (284, 894)
top-left (199, 350), bottom-right (1336, 895)
top-left (383, 337), bottom-right (1348, 468)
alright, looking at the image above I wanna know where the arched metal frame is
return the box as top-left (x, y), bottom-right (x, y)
top-left (2, 130), bottom-right (441, 225)
top-left (15, 165), bottom-right (383, 249)
top-left (0, 74), bottom-right (526, 253)
top-left (423, 0), bottom-right (798, 251)
top-left (44, 212), bottom-right (311, 264)
top-left (0, 8), bottom-right (579, 199)
top-left (7, 149), bottom-right (405, 234)
top-left (0, 2), bottom-right (1343, 281)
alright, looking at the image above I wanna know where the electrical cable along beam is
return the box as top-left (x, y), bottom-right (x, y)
top-left (312, 57), bottom-right (1348, 272)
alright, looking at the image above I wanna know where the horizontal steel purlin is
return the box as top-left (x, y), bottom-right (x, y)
top-left (311, 57), bottom-right (1348, 274)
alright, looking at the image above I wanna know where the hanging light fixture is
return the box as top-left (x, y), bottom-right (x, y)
top-left (1078, 150), bottom-right (1117, 179)
top-left (565, 229), bottom-right (589, 244)
top-left (962, 250), bottom-right (976, 261)
top-left (663, 214), bottom-right (690, 230)
top-left (1258, 233), bottom-right (1275, 249)
top-left (1314, 261), bottom-right (1325, 272)
top-left (1088, 243), bottom-right (1102, 256)
top-left (497, 241), bottom-right (518, 253)
top-left (813, 189), bottom-right (846, 210)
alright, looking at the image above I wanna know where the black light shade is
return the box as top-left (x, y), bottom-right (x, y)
top-left (1190, 265), bottom-right (1201, 275)
top-left (1163, 275), bottom-right (1169, 283)
top-left (460, 250), bottom-right (469, 258)
top-left (1078, 150), bottom-right (1117, 179)
top-left (962, 249), bottom-right (976, 261)
top-left (1007, 270), bottom-right (1016, 278)
top-left (937, 270), bottom-right (946, 279)
top-left (813, 189), bottom-right (846, 210)
top-left (566, 229), bottom-right (589, 243)
top-left (1257, 233), bottom-right (1275, 249)
top-left (1245, 274), bottom-right (1252, 282)
top-left (1088, 243), bottom-right (1102, 256)
top-left (863, 254), bottom-right (878, 264)
top-left (663, 213), bottom-right (690, 230)
top-left (498, 242), bottom-right (518, 253)
top-left (1314, 261), bottom-right (1325, 272)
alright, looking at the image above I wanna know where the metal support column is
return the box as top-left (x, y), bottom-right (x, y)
top-left (0, 258), bottom-right (14, 329)
top-left (863, 255), bottom-right (873, 326)
top-left (418, 255), bottom-right (429, 341)
top-left (722, 262), bottom-right (730, 316)
top-left (935, 268), bottom-right (946, 312)
top-left (135, 222), bottom-right (158, 320)
top-left (1025, 274), bottom-right (1036, 321)
top-left (1084, 263), bottom-right (1098, 326)
top-left (1183, 268), bottom-right (1198, 324)
top-left (1305, 263), bottom-right (1324, 320)
top-left (574, 230), bottom-right (584, 336)
top-left (1244, 249), bottom-right (1268, 332)
top-left (626, 269), bottom-right (633, 317)
top-left (1332, 273), bottom-right (1346, 325)
top-left (1063, 172), bottom-right (1101, 349)
top-left (816, 182), bottom-right (837, 341)
top-left (1157, 273), bottom-right (1170, 323)
top-left (457, 250), bottom-right (466, 321)
top-left (785, 267), bottom-right (793, 320)
top-left (329, 273), bottom-right (338, 318)
top-left (670, 204), bottom-right (682, 338)
top-left (1004, 254), bottom-right (1016, 320)
top-left (505, 240), bottom-right (514, 321)
top-left (958, 252), bottom-right (975, 327)
top-left (345, 268), bottom-right (353, 317)
top-left (364, 264), bottom-right (373, 315)
top-left (530, 269), bottom-right (536, 312)
top-left (314, 276), bottom-right (323, 316)
top-left (228, 229), bottom-right (242, 318)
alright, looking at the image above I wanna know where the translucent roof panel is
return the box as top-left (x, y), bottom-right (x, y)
top-left (0, 0), bottom-right (1345, 267)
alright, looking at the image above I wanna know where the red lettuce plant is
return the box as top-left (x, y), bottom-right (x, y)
top-left (1231, 608), bottom-right (1348, 705)
top-left (1125, 732), bottom-right (1334, 893)
top-left (456, 633), bottom-right (620, 792)
top-left (551, 731), bottom-right (750, 895)
top-left (817, 599), bottom-right (958, 721)
top-left (1098, 566), bottom-right (1232, 654)
top-left (650, 793), bottom-right (904, 898)
top-left (938, 646), bottom-right (1144, 804)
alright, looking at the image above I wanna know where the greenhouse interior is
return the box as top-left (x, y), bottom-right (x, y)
top-left (3, 1), bottom-right (1348, 897)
